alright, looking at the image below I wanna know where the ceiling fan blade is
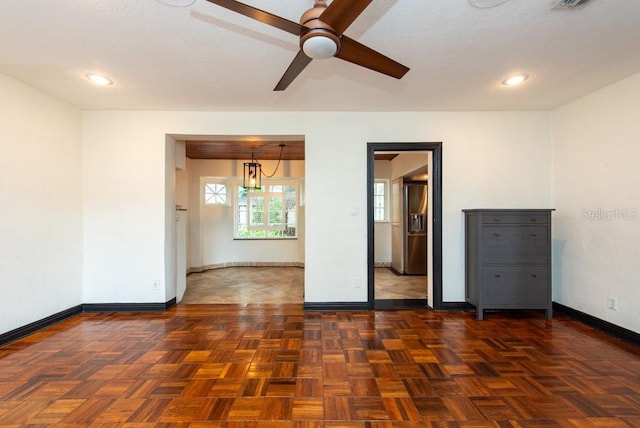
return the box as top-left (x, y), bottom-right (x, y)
top-left (336, 35), bottom-right (409, 79)
top-left (204, 0), bottom-right (303, 36)
top-left (319, 0), bottom-right (372, 35)
top-left (274, 50), bottom-right (313, 91)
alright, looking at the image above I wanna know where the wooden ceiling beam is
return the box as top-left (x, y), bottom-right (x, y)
top-left (185, 140), bottom-right (305, 160)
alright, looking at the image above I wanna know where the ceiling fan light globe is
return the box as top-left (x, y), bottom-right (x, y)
top-left (302, 35), bottom-right (338, 59)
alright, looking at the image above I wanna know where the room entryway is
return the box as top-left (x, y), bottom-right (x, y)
top-left (171, 135), bottom-right (306, 305)
top-left (367, 142), bottom-right (443, 310)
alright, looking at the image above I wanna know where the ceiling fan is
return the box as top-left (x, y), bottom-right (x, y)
top-left (203, 0), bottom-right (410, 91)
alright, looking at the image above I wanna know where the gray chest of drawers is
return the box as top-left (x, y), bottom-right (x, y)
top-left (463, 209), bottom-right (553, 320)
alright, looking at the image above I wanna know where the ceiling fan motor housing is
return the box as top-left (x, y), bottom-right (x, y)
top-left (203, 0), bottom-right (409, 90)
top-left (299, 0), bottom-right (341, 57)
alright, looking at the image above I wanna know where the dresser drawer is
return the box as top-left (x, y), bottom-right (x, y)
top-left (482, 213), bottom-right (549, 225)
top-left (481, 225), bottom-right (548, 263)
top-left (481, 267), bottom-right (549, 306)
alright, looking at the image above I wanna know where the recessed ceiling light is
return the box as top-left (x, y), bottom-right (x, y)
top-left (85, 73), bottom-right (113, 86)
top-left (468, 0), bottom-right (511, 8)
top-left (502, 73), bottom-right (529, 86)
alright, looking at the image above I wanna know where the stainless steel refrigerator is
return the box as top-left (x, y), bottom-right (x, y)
top-left (404, 182), bottom-right (427, 275)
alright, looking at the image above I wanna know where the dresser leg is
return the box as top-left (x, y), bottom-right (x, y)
top-left (476, 308), bottom-right (484, 320)
top-left (545, 307), bottom-right (553, 320)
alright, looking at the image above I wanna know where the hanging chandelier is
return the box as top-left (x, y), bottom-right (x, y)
top-left (243, 144), bottom-right (285, 190)
top-left (243, 154), bottom-right (262, 190)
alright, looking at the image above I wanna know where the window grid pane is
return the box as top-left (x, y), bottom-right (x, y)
top-left (249, 196), bottom-right (265, 228)
top-left (268, 195), bottom-right (284, 228)
top-left (205, 183), bottom-right (227, 205)
top-left (374, 180), bottom-right (387, 222)
top-left (236, 183), bottom-right (297, 239)
top-left (374, 208), bottom-right (385, 221)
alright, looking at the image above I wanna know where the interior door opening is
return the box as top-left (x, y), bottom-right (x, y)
top-left (367, 142), bottom-right (442, 310)
top-left (171, 135), bottom-right (306, 305)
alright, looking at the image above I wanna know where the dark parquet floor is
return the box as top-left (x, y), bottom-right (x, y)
top-left (1, 305), bottom-right (640, 426)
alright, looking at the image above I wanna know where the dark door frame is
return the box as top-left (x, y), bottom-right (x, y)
top-left (367, 142), bottom-right (443, 310)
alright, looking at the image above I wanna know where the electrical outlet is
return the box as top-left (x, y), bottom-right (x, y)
top-left (607, 296), bottom-right (618, 310)
top-left (152, 281), bottom-right (161, 291)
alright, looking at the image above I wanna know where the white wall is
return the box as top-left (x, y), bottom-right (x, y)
top-left (81, 110), bottom-right (551, 304)
top-left (82, 112), bottom-right (168, 303)
top-left (164, 136), bottom-right (177, 302)
top-left (175, 152), bottom-right (189, 301)
top-left (552, 72), bottom-right (640, 333)
top-left (187, 158), bottom-right (305, 269)
top-left (0, 73), bottom-right (83, 335)
top-left (374, 160), bottom-right (392, 264)
top-left (390, 153), bottom-right (429, 183)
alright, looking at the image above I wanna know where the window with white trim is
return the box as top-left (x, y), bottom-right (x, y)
top-left (374, 179), bottom-right (389, 222)
top-left (204, 182), bottom-right (228, 205)
top-left (236, 182), bottom-right (297, 239)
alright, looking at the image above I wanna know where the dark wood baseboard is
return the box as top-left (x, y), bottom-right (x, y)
top-left (83, 298), bottom-right (177, 313)
top-left (303, 300), bottom-right (474, 312)
top-left (303, 302), bottom-right (371, 311)
top-left (375, 299), bottom-right (428, 309)
top-left (553, 302), bottom-right (640, 346)
top-left (0, 299), bottom-right (177, 347)
top-left (0, 304), bottom-right (84, 347)
top-left (436, 301), bottom-right (475, 311)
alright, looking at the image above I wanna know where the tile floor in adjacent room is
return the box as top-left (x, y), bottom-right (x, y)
top-left (183, 267), bottom-right (426, 304)
top-left (183, 267), bottom-right (305, 304)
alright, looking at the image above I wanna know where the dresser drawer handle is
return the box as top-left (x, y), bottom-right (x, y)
top-left (530, 217), bottom-right (537, 222)
top-left (494, 273), bottom-right (501, 278)
top-left (530, 233), bottom-right (537, 237)
top-left (494, 217), bottom-right (500, 222)
top-left (531, 274), bottom-right (538, 278)
top-left (494, 233), bottom-right (500, 237)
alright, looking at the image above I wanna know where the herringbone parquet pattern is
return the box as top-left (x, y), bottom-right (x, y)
top-left (1, 305), bottom-right (640, 426)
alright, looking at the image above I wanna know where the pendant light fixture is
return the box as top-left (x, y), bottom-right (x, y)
top-left (243, 144), bottom-right (286, 190)
top-left (243, 154), bottom-right (262, 190)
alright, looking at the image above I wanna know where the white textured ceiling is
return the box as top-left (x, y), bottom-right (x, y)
top-left (1, 0), bottom-right (639, 111)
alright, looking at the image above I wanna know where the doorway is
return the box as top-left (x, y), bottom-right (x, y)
top-left (171, 135), bottom-right (306, 305)
top-left (367, 142), bottom-right (443, 310)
